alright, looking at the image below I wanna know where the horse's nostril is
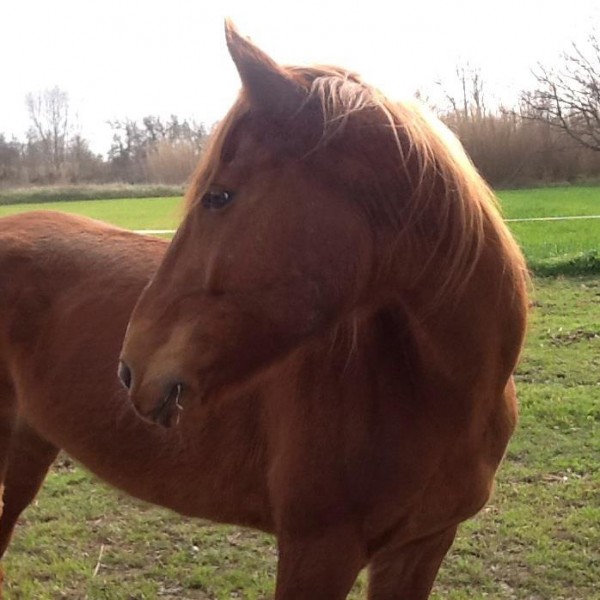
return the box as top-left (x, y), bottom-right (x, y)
top-left (169, 382), bottom-right (184, 410)
top-left (151, 381), bottom-right (186, 427)
top-left (117, 360), bottom-right (132, 390)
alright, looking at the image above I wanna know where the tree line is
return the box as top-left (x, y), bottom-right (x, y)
top-left (431, 30), bottom-right (600, 186)
top-left (2, 31), bottom-right (600, 188)
top-left (0, 89), bottom-right (209, 186)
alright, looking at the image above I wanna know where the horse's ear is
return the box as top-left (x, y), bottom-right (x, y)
top-left (225, 19), bottom-right (305, 114)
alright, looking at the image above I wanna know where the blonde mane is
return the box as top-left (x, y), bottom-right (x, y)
top-left (185, 65), bottom-right (528, 306)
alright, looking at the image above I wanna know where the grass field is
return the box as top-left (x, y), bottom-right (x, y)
top-left (497, 187), bottom-right (600, 275)
top-left (0, 187), bottom-right (599, 598)
top-left (498, 186), bottom-right (600, 218)
top-left (1, 185), bottom-right (598, 276)
top-left (0, 196), bottom-right (182, 232)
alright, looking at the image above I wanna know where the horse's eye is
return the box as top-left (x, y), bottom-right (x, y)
top-left (201, 190), bottom-right (235, 210)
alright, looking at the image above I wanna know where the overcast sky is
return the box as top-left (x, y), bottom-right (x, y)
top-left (2, 0), bottom-right (598, 153)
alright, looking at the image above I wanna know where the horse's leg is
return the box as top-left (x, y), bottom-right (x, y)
top-left (0, 404), bottom-right (15, 518)
top-left (0, 420), bottom-right (59, 558)
top-left (274, 525), bottom-right (365, 600)
top-left (367, 526), bottom-right (457, 600)
top-left (0, 377), bottom-right (18, 598)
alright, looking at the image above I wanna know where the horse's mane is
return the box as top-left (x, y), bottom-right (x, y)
top-left (185, 65), bottom-right (528, 307)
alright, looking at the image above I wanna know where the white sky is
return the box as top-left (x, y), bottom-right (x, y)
top-left (2, 0), bottom-right (598, 154)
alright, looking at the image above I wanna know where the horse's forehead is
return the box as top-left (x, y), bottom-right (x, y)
top-left (213, 124), bottom-right (281, 186)
top-left (232, 122), bottom-right (270, 157)
top-left (215, 114), bottom-right (309, 181)
top-left (210, 99), bottom-right (389, 197)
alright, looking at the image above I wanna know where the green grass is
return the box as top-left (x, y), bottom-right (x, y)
top-left (498, 186), bottom-right (600, 276)
top-left (0, 184), bottom-right (598, 276)
top-left (509, 220), bottom-right (598, 276)
top-left (0, 197), bottom-right (182, 231)
top-left (2, 277), bottom-right (598, 599)
top-left (497, 186), bottom-right (600, 218)
top-left (496, 187), bottom-right (600, 276)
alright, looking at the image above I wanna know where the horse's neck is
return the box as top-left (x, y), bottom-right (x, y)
top-left (275, 250), bottom-right (527, 531)
top-left (260, 312), bottom-right (480, 538)
top-left (401, 242), bottom-right (527, 400)
top-left (16, 354), bottom-right (272, 528)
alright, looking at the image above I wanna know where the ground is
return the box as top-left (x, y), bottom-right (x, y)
top-left (0, 187), bottom-right (598, 598)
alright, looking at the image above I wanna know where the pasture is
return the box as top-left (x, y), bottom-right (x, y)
top-left (0, 196), bottom-right (182, 233)
top-left (0, 185), bottom-right (599, 275)
top-left (0, 187), bottom-right (599, 599)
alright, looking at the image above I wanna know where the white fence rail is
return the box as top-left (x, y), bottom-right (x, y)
top-left (505, 215), bottom-right (600, 222)
top-left (133, 214), bottom-right (600, 236)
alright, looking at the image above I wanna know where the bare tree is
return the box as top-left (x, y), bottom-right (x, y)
top-left (0, 134), bottom-right (23, 183)
top-left (437, 64), bottom-right (487, 122)
top-left (25, 86), bottom-right (70, 178)
top-left (107, 115), bottom-right (208, 183)
top-left (521, 31), bottom-right (600, 152)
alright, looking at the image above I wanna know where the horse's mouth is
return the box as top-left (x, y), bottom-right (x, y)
top-left (143, 382), bottom-right (184, 428)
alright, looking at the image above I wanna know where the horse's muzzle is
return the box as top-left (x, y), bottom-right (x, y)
top-left (118, 360), bottom-right (185, 428)
top-left (145, 381), bottom-right (184, 428)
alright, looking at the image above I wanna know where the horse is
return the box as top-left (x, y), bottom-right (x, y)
top-left (0, 22), bottom-right (528, 599)
top-left (0, 212), bottom-right (272, 591)
top-left (0, 214), bottom-right (174, 548)
top-left (117, 21), bottom-right (529, 599)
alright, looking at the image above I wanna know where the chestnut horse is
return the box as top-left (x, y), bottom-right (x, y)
top-left (119, 22), bottom-right (529, 600)
top-left (0, 213), bottom-right (272, 590)
top-left (0, 23), bottom-right (528, 599)
top-left (0, 214), bottom-right (171, 549)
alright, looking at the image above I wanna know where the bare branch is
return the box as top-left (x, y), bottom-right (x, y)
top-left (25, 86), bottom-right (70, 176)
top-left (521, 30), bottom-right (600, 152)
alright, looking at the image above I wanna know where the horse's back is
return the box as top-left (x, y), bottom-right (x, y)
top-left (0, 210), bottom-right (166, 281)
top-left (0, 210), bottom-right (167, 403)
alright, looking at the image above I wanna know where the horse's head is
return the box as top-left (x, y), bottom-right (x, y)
top-left (119, 22), bottom-right (390, 425)
top-left (119, 21), bottom-right (518, 427)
